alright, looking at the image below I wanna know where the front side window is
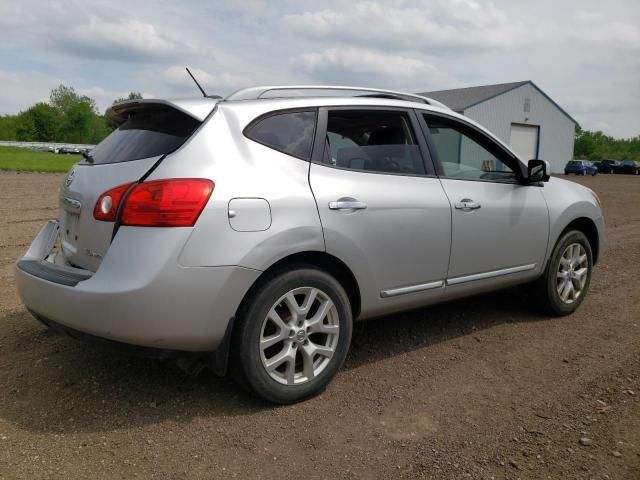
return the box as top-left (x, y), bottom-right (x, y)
top-left (323, 110), bottom-right (425, 175)
top-left (424, 115), bottom-right (516, 182)
top-left (245, 110), bottom-right (317, 160)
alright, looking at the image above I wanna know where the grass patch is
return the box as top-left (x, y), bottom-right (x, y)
top-left (0, 146), bottom-right (78, 173)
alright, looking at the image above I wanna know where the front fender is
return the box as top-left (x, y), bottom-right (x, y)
top-left (542, 177), bottom-right (605, 266)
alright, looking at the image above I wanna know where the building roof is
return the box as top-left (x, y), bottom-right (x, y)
top-left (418, 80), bottom-right (577, 124)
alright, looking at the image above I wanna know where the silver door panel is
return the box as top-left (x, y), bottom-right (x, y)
top-left (440, 179), bottom-right (549, 282)
top-left (310, 164), bottom-right (451, 319)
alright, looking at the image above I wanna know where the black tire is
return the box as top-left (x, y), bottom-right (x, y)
top-left (534, 230), bottom-right (593, 316)
top-left (231, 267), bottom-right (352, 404)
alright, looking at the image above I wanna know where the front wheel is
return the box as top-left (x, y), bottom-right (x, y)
top-left (232, 268), bottom-right (353, 404)
top-left (534, 230), bottom-right (593, 316)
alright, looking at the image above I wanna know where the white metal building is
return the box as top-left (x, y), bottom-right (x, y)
top-left (419, 81), bottom-right (578, 173)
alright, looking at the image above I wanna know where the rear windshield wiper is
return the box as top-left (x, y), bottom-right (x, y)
top-left (81, 150), bottom-right (94, 163)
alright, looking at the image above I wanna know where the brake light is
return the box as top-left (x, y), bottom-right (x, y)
top-left (120, 178), bottom-right (214, 227)
top-left (93, 182), bottom-right (136, 221)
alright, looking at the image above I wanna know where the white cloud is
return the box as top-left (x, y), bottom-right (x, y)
top-left (55, 16), bottom-right (189, 62)
top-left (0, 71), bottom-right (58, 114)
top-left (292, 47), bottom-right (456, 90)
top-left (570, 14), bottom-right (640, 51)
top-left (284, 1), bottom-right (525, 54)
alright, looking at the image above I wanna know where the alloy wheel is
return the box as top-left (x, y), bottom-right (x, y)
top-left (556, 243), bottom-right (589, 304)
top-left (259, 287), bottom-right (340, 385)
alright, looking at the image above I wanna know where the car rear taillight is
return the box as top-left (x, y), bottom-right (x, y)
top-left (93, 182), bottom-right (136, 221)
top-left (120, 178), bottom-right (214, 227)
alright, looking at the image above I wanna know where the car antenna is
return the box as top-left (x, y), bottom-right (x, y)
top-left (186, 67), bottom-right (207, 97)
top-left (185, 67), bottom-right (222, 99)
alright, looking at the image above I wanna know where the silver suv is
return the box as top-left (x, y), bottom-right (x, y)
top-left (15, 86), bottom-right (604, 403)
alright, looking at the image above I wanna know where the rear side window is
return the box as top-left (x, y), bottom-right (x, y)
top-left (245, 110), bottom-right (317, 160)
top-left (323, 110), bottom-right (425, 175)
top-left (88, 106), bottom-right (201, 165)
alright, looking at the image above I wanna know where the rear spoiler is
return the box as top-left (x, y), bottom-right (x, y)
top-left (106, 98), bottom-right (219, 126)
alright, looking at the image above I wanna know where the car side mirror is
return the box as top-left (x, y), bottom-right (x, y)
top-left (527, 159), bottom-right (550, 183)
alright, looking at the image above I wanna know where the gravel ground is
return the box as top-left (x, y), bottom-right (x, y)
top-left (0, 171), bottom-right (638, 479)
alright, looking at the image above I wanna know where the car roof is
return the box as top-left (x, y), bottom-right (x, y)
top-left (225, 85), bottom-right (450, 109)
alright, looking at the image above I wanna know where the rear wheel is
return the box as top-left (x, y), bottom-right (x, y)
top-left (535, 230), bottom-right (593, 316)
top-left (232, 268), bottom-right (352, 404)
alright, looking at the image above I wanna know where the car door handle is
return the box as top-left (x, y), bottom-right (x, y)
top-left (454, 199), bottom-right (481, 210)
top-left (328, 200), bottom-right (368, 210)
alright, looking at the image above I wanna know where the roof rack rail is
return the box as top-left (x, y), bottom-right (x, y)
top-left (225, 85), bottom-right (450, 109)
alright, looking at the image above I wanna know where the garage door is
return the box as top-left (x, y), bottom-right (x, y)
top-left (509, 123), bottom-right (539, 160)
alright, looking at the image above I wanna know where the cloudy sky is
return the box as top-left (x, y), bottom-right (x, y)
top-left (0, 0), bottom-right (638, 138)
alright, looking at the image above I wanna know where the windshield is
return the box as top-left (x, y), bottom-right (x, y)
top-left (87, 106), bottom-right (201, 165)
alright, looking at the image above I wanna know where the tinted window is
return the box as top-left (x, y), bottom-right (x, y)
top-left (323, 110), bottom-right (425, 175)
top-left (89, 106), bottom-right (201, 165)
top-left (246, 111), bottom-right (317, 160)
top-left (424, 115), bottom-right (516, 182)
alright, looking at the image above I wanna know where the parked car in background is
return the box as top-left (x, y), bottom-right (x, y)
top-left (564, 160), bottom-right (598, 176)
top-left (619, 160), bottom-right (640, 175)
top-left (58, 146), bottom-right (81, 155)
top-left (15, 86), bottom-right (605, 404)
top-left (596, 159), bottom-right (622, 174)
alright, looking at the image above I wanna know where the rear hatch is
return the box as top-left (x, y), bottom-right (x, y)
top-left (58, 99), bottom-right (215, 271)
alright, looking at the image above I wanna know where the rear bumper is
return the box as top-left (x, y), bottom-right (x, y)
top-left (15, 221), bottom-right (261, 351)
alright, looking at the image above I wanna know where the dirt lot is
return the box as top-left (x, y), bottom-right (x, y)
top-left (0, 171), bottom-right (638, 479)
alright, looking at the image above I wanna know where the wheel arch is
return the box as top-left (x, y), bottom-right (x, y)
top-left (212, 251), bottom-right (361, 378)
top-left (561, 217), bottom-right (600, 265)
top-left (238, 251), bottom-right (362, 320)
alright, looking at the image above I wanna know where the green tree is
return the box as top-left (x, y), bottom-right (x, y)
top-left (59, 101), bottom-right (96, 143)
top-left (574, 126), bottom-right (640, 161)
top-left (48, 85), bottom-right (100, 142)
top-left (574, 126), bottom-right (595, 158)
top-left (18, 103), bottom-right (61, 141)
top-left (0, 115), bottom-right (18, 140)
top-left (88, 115), bottom-right (113, 143)
top-left (49, 84), bottom-right (98, 116)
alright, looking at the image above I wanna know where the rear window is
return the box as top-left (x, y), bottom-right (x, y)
top-left (567, 161), bottom-right (581, 166)
top-left (245, 110), bottom-right (317, 160)
top-left (87, 106), bottom-right (201, 164)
